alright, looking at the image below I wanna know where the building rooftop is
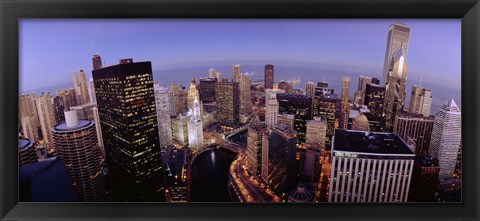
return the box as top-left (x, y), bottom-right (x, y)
top-left (19, 157), bottom-right (79, 202)
top-left (53, 120), bottom-right (93, 131)
top-left (333, 129), bottom-right (414, 155)
top-left (19, 138), bottom-right (33, 151)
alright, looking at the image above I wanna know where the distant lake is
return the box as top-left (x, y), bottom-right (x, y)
top-left (21, 65), bottom-right (461, 115)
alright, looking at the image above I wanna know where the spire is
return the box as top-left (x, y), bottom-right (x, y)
top-left (419, 56), bottom-right (425, 87)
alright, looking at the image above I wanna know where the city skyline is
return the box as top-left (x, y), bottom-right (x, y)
top-left (18, 20), bottom-right (462, 203)
top-left (20, 19), bottom-right (460, 92)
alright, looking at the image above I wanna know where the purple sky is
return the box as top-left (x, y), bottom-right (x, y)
top-left (20, 19), bottom-right (461, 92)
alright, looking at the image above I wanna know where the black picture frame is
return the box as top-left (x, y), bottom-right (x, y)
top-left (1, 0), bottom-right (479, 220)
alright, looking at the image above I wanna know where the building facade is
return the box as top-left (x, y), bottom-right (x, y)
top-left (364, 83), bottom-right (385, 132)
top-left (154, 83), bottom-right (173, 149)
top-left (409, 85), bottom-right (432, 117)
top-left (73, 70), bottom-right (90, 105)
top-left (339, 76), bottom-right (351, 129)
top-left (92, 60), bottom-right (166, 201)
top-left (215, 80), bottom-right (240, 128)
top-left (264, 64), bottom-right (274, 90)
top-left (52, 111), bottom-right (107, 202)
top-left (428, 98), bottom-right (461, 179)
top-left (246, 116), bottom-right (266, 176)
top-left (394, 111), bottom-right (434, 156)
top-left (277, 93), bottom-right (313, 145)
top-left (328, 130), bottom-right (415, 203)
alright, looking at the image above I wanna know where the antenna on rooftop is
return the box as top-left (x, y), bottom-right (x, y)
top-left (419, 56), bottom-right (425, 87)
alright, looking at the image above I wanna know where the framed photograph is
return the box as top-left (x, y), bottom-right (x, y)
top-left (1, 0), bottom-right (479, 220)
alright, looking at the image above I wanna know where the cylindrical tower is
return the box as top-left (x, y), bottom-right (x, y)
top-left (18, 138), bottom-right (38, 166)
top-left (52, 110), bottom-right (106, 202)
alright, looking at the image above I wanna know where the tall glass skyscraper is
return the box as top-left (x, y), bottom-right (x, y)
top-left (382, 23), bottom-right (410, 86)
top-left (92, 60), bottom-right (166, 201)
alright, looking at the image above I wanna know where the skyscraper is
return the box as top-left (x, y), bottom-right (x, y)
top-left (246, 116), bottom-right (266, 176)
top-left (305, 116), bottom-right (327, 151)
top-left (265, 89), bottom-right (279, 131)
top-left (277, 93), bottom-right (313, 144)
top-left (208, 67), bottom-right (222, 80)
top-left (93, 60), bottom-right (166, 201)
top-left (88, 77), bottom-right (97, 103)
top-left (357, 76), bottom-right (373, 92)
top-left (394, 111), bottom-right (434, 156)
top-left (382, 23), bottom-right (411, 86)
top-left (187, 98), bottom-right (204, 150)
top-left (239, 74), bottom-right (253, 115)
top-left (187, 77), bottom-right (200, 112)
top-left (52, 111), bottom-right (107, 202)
top-left (264, 64), bottom-right (274, 90)
top-left (384, 47), bottom-right (408, 131)
top-left (428, 98), bottom-right (461, 179)
top-left (92, 107), bottom-right (104, 158)
top-left (92, 54), bottom-right (103, 71)
top-left (19, 94), bottom-right (39, 143)
top-left (267, 124), bottom-right (297, 196)
top-left (409, 85), bottom-right (432, 117)
top-left (277, 114), bottom-right (295, 131)
top-left (35, 94), bottom-right (56, 152)
top-left (364, 83), bottom-right (385, 132)
top-left (215, 80), bottom-right (240, 128)
top-left (198, 77), bottom-right (217, 103)
top-left (53, 95), bottom-right (66, 125)
top-left (232, 64), bottom-right (241, 83)
top-left (315, 93), bottom-right (340, 151)
top-left (170, 83), bottom-right (188, 116)
top-left (328, 130), bottom-right (415, 203)
top-left (305, 81), bottom-right (315, 97)
top-left (73, 70), bottom-right (90, 105)
top-left (154, 83), bottom-right (173, 149)
top-left (339, 76), bottom-right (351, 129)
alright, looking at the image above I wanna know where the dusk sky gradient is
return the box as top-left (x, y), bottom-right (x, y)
top-left (20, 19), bottom-right (461, 92)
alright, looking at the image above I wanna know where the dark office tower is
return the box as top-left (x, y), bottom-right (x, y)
top-left (52, 111), bottom-right (107, 202)
top-left (382, 23), bottom-right (410, 86)
top-left (339, 76), bottom-right (350, 129)
top-left (264, 64), bottom-right (274, 89)
top-left (53, 96), bottom-right (66, 125)
top-left (92, 54), bottom-right (103, 71)
top-left (384, 47), bottom-right (408, 132)
top-left (268, 124), bottom-right (297, 196)
top-left (299, 145), bottom-right (321, 183)
top-left (278, 81), bottom-right (293, 94)
top-left (364, 83), bottom-right (385, 132)
top-left (409, 156), bottom-right (440, 202)
top-left (315, 94), bottom-right (340, 151)
top-left (276, 93), bottom-right (313, 144)
top-left (215, 80), bottom-right (240, 128)
top-left (312, 81), bottom-right (334, 117)
top-left (198, 77), bottom-right (217, 103)
top-left (371, 77), bottom-right (380, 85)
top-left (92, 60), bottom-right (166, 201)
top-left (18, 138), bottom-right (38, 166)
top-left (394, 111), bottom-right (434, 156)
top-left (246, 116), bottom-right (266, 176)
